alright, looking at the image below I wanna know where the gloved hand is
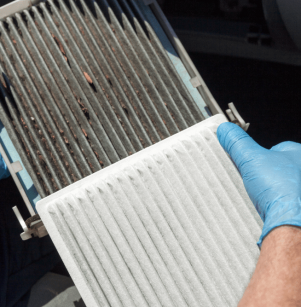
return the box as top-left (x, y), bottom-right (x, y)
top-left (0, 153), bottom-right (10, 180)
top-left (217, 122), bottom-right (301, 247)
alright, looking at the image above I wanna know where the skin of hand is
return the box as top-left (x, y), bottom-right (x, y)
top-left (238, 225), bottom-right (301, 307)
top-left (217, 122), bottom-right (301, 306)
top-left (217, 122), bottom-right (301, 246)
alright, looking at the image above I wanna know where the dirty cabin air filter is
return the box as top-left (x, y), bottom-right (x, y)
top-left (0, 0), bottom-right (207, 198)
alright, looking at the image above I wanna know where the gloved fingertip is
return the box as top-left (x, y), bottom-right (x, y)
top-left (217, 122), bottom-right (264, 172)
top-left (217, 122), bottom-right (245, 153)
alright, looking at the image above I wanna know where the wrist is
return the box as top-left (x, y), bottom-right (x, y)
top-left (258, 201), bottom-right (301, 247)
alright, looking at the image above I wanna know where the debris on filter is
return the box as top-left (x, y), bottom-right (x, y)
top-left (77, 98), bottom-right (89, 115)
top-left (83, 72), bottom-right (93, 85)
top-left (82, 128), bottom-right (87, 138)
top-left (122, 105), bottom-right (129, 116)
top-left (12, 39), bottom-right (17, 44)
top-left (20, 117), bottom-right (28, 130)
top-left (105, 75), bottom-right (113, 86)
top-left (51, 34), bottom-right (68, 62)
top-left (93, 150), bottom-right (99, 159)
top-left (37, 152), bottom-right (43, 162)
top-left (93, 150), bottom-right (104, 167)
top-left (79, 26), bottom-right (85, 36)
top-left (25, 147), bottom-right (30, 157)
top-left (1, 80), bottom-right (6, 88)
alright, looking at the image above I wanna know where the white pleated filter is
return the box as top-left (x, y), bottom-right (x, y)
top-left (37, 114), bottom-right (263, 307)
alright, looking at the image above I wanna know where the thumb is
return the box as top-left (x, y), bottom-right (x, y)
top-left (217, 122), bottom-right (264, 172)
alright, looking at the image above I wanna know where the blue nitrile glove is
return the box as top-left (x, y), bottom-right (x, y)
top-left (217, 122), bottom-right (301, 247)
top-left (0, 153), bottom-right (10, 180)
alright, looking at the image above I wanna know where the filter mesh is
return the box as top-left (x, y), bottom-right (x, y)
top-left (37, 115), bottom-right (263, 307)
top-left (0, 0), bottom-right (205, 197)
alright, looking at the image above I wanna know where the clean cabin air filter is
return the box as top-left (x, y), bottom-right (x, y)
top-left (37, 114), bottom-right (263, 307)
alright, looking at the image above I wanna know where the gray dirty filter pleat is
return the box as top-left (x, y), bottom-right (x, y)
top-left (37, 115), bottom-right (263, 307)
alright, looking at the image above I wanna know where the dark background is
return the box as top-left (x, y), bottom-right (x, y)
top-left (190, 53), bottom-right (301, 149)
top-left (161, 0), bottom-right (301, 149)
